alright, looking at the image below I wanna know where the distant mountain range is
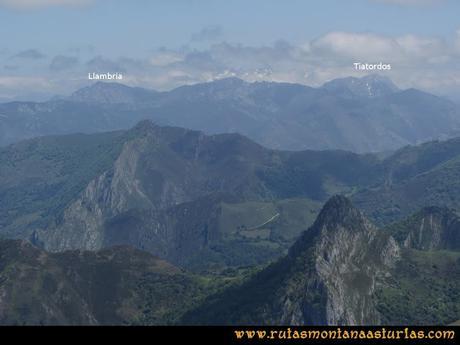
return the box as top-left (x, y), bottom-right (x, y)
top-left (1, 75), bottom-right (459, 153)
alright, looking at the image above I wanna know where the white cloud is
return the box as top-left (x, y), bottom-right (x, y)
top-left (59, 30), bottom-right (460, 96)
top-left (2, 29), bottom-right (460, 100)
top-left (307, 31), bottom-right (454, 70)
top-left (0, 76), bottom-right (51, 88)
top-left (149, 51), bottom-right (184, 67)
top-left (309, 32), bottom-right (401, 61)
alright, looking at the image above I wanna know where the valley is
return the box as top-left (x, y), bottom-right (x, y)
top-left (0, 77), bottom-right (459, 326)
top-left (2, 195), bottom-right (458, 325)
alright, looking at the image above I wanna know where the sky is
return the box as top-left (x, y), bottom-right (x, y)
top-left (0, 0), bottom-right (459, 101)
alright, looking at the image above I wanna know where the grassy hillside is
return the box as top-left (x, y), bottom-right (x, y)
top-left (0, 131), bottom-right (126, 239)
top-left (0, 239), bottom-right (246, 325)
top-left (353, 138), bottom-right (460, 225)
top-left (0, 122), bottom-right (382, 271)
top-left (376, 249), bottom-right (460, 325)
top-left (4, 121), bottom-right (460, 273)
top-left (182, 198), bottom-right (460, 325)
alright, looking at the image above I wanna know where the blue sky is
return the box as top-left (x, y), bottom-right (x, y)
top-left (0, 0), bottom-right (459, 100)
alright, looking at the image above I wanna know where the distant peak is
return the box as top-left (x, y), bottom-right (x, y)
top-left (322, 194), bottom-right (354, 209)
top-left (211, 77), bottom-right (246, 85)
top-left (69, 82), bottom-right (156, 104)
top-left (193, 77), bottom-right (247, 90)
top-left (317, 195), bottom-right (358, 221)
top-left (361, 73), bottom-right (394, 83)
top-left (90, 81), bottom-right (126, 87)
top-left (289, 195), bottom-right (377, 258)
top-left (322, 74), bottom-right (399, 98)
top-left (76, 81), bottom-right (132, 92)
top-left (132, 119), bottom-right (157, 132)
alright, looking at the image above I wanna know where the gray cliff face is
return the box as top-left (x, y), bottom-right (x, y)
top-left (30, 122), bottom-right (264, 255)
top-left (384, 206), bottom-right (460, 251)
top-left (402, 207), bottom-right (460, 251)
top-left (36, 131), bottom-right (182, 252)
top-left (181, 195), bottom-right (402, 326)
top-left (403, 213), bottom-right (443, 250)
top-left (313, 218), bottom-right (399, 325)
top-left (283, 196), bottom-right (400, 325)
top-left (102, 194), bottom-right (225, 266)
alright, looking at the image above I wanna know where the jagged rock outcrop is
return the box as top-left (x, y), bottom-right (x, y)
top-left (386, 206), bottom-right (460, 251)
top-left (182, 195), bottom-right (401, 325)
top-left (37, 132), bottom-right (157, 251)
top-left (284, 196), bottom-right (400, 325)
top-left (30, 121), bottom-right (274, 255)
top-left (306, 196), bottom-right (400, 324)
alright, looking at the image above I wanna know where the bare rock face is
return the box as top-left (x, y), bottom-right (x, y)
top-left (281, 196), bottom-right (400, 325)
top-left (34, 124), bottom-right (190, 252)
top-left (36, 136), bottom-right (152, 251)
top-left (399, 207), bottom-right (460, 251)
top-left (310, 196), bottom-right (400, 325)
top-left (30, 121), bottom-right (268, 256)
top-left (381, 205), bottom-right (460, 251)
top-left (182, 195), bottom-right (401, 326)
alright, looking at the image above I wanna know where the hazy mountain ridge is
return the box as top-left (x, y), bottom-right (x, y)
top-left (1, 75), bottom-right (459, 153)
top-left (68, 82), bottom-right (159, 104)
top-left (322, 75), bottom-right (399, 99)
top-left (354, 137), bottom-right (460, 224)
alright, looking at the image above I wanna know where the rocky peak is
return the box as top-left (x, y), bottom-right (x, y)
top-left (69, 82), bottom-right (157, 104)
top-left (287, 195), bottom-right (400, 325)
top-left (394, 206), bottom-right (460, 251)
top-left (211, 77), bottom-right (246, 88)
top-left (131, 119), bottom-right (159, 135)
top-left (322, 74), bottom-right (399, 99)
top-left (291, 196), bottom-right (371, 254)
top-left (169, 77), bottom-right (251, 102)
top-left (181, 196), bottom-right (402, 326)
top-left (314, 195), bottom-right (364, 229)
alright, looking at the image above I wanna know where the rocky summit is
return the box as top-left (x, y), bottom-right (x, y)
top-left (182, 195), bottom-right (460, 326)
